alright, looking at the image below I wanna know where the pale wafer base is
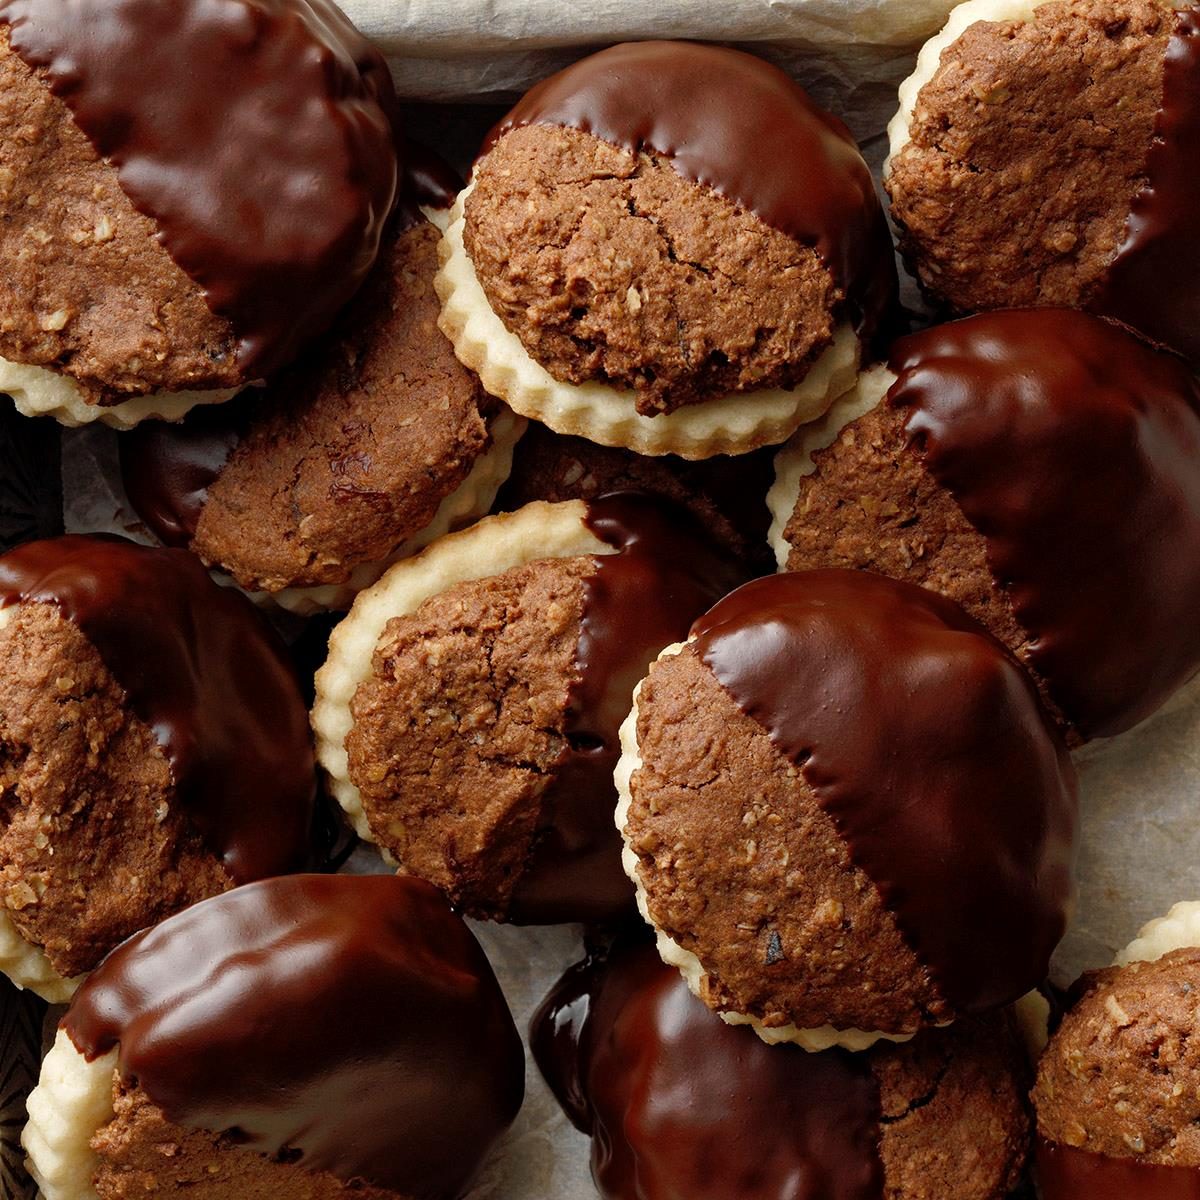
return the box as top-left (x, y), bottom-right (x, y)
top-left (0, 356), bottom-right (241, 431)
top-left (23, 1029), bottom-right (115, 1200)
top-left (242, 407), bottom-right (527, 616)
top-left (434, 178), bottom-right (862, 460)
top-left (614, 639), bottom-right (914, 1052)
top-left (766, 364), bottom-right (896, 569)
top-left (1117, 901), bottom-right (1200, 966)
top-left (886, 0), bottom-right (1054, 173)
top-left (311, 500), bottom-right (616, 845)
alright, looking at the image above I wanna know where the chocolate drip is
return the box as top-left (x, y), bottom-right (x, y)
top-left (0, 0), bottom-right (399, 380)
top-left (888, 309), bottom-right (1200, 739)
top-left (692, 570), bottom-right (1077, 1014)
top-left (1090, 7), bottom-right (1200, 366)
top-left (0, 536), bottom-right (316, 881)
top-left (531, 940), bottom-right (883, 1200)
top-left (1037, 1138), bottom-right (1200, 1199)
top-left (481, 41), bottom-right (896, 340)
top-left (63, 874), bottom-right (525, 1196)
top-left (119, 142), bottom-right (464, 550)
top-left (509, 492), bottom-right (749, 924)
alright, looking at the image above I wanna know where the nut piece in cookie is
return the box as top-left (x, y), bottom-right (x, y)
top-left (0, 0), bottom-right (398, 425)
top-left (771, 309), bottom-right (1200, 742)
top-left (23, 874), bottom-right (525, 1200)
top-left (887, 0), bottom-right (1200, 366)
top-left (0, 536), bottom-right (317, 999)
top-left (312, 494), bottom-right (749, 925)
top-left (120, 154), bottom-right (524, 615)
top-left (437, 40), bottom-right (893, 458)
top-left (616, 569), bottom-right (1077, 1048)
top-left (534, 939), bottom-right (1032, 1200)
top-left (1034, 931), bottom-right (1200, 1195)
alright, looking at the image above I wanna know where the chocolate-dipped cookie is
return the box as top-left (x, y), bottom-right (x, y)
top-left (23, 874), bottom-right (525, 1200)
top-left (535, 940), bottom-right (1032, 1200)
top-left (436, 41), bottom-right (896, 458)
top-left (0, 535), bottom-right (317, 1000)
top-left (494, 423), bottom-right (777, 575)
top-left (120, 149), bottom-right (524, 615)
top-left (312, 493), bottom-right (748, 925)
top-left (616, 569), bottom-right (1077, 1048)
top-left (0, 0), bottom-right (398, 427)
top-left (1033, 902), bottom-right (1200, 1197)
top-left (887, 0), bottom-right (1199, 366)
top-left (769, 309), bottom-right (1200, 741)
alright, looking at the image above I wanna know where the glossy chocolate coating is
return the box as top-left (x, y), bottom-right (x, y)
top-left (1091, 7), bottom-right (1200, 367)
top-left (119, 144), bottom-right (465, 550)
top-left (0, 0), bottom-right (399, 380)
top-left (532, 940), bottom-right (883, 1200)
top-left (1037, 1138), bottom-right (1200, 1199)
top-left (888, 308), bottom-right (1200, 740)
top-left (0, 535), bottom-right (316, 881)
top-left (482, 41), bottom-right (896, 339)
top-left (64, 874), bottom-right (525, 1196)
top-left (691, 569), bottom-right (1077, 1014)
top-left (510, 492), bottom-right (750, 923)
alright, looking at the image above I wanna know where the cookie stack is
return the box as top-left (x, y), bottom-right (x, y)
top-left (0, 1), bottom-right (1195, 1198)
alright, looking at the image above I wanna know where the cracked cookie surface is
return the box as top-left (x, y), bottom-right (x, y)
top-left (887, 0), bottom-right (1169, 314)
top-left (0, 604), bottom-right (231, 978)
top-left (345, 555), bottom-right (593, 918)
top-left (464, 124), bottom-right (838, 417)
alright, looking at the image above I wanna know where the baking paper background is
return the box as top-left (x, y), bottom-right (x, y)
top-left (56, 2), bottom-right (1200, 1195)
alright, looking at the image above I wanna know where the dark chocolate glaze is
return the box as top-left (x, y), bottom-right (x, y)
top-left (508, 492), bottom-right (750, 924)
top-left (531, 940), bottom-right (883, 1200)
top-left (692, 569), bottom-right (1077, 1015)
top-left (1037, 1138), bottom-right (1200, 1200)
top-left (1090, 7), bottom-right (1200, 367)
top-left (481, 41), bottom-right (897, 340)
top-left (0, 0), bottom-right (399, 380)
top-left (0, 401), bottom-right (62, 550)
top-left (118, 143), bottom-right (465, 550)
top-left (0, 535), bottom-right (316, 881)
top-left (63, 874), bottom-right (525, 1197)
top-left (887, 308), bottom-right (1200, 740)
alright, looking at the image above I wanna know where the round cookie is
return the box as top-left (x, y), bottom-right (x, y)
top-left (534, 939), bottom-right (1032, 1200)
top-left (886, 0), bottom-right (1200, 366)
top-left (1033, 902), bottom-right (1200, 1196)
top-left (769, 309), bottom-right (1200, 742)
top-left (311, 494), bottom-right (748, 925)
top-left (0, 0), bottom-right (398, 426)
top-left (436, 40), bottom-right (895, 458)
top-left (616, 569), bottom-right (1077, 1049)
top-left (494, 421), bottom-right (777, 574)
top-left (22, 874), bottom-right (525, 1200)
top-left (120, 152), bottom-right (524, 615)
top-left (0, 535), bottom-right (317, 1001)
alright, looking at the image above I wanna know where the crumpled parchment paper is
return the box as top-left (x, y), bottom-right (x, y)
top-left (56, 3), bottom-right (1200, 1195)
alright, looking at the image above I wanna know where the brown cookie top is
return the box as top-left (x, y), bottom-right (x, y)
top-left (0, 536), bottom-right (317, 886)
top-left (0, 0), bottom-right (399, 383)
top-left (626, 570), bottom-right (1076, 1032)
top-left (0, 26), bottom-right (237, 404)
top-left (0, 603), bottom-right (230, 978)
top-left (347, 494), bottom-right (748, 925)
top-left (466, 123), bottom-right (840, 417)
top-left (784, 310), bottom-right (1200, 740)
top-left (65, 874), bottom-right (526, 1197)
top-left (888, 0), bottom-right (1169, 317)
top-left (533, 941), bottom-right (1031, 1200)
top-left (1035, 949), bottom-right (1200, 1167)
top-left (495, 422), bottom-right (776, 573)
top-left (121, 218), bottom-right (495, 594)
